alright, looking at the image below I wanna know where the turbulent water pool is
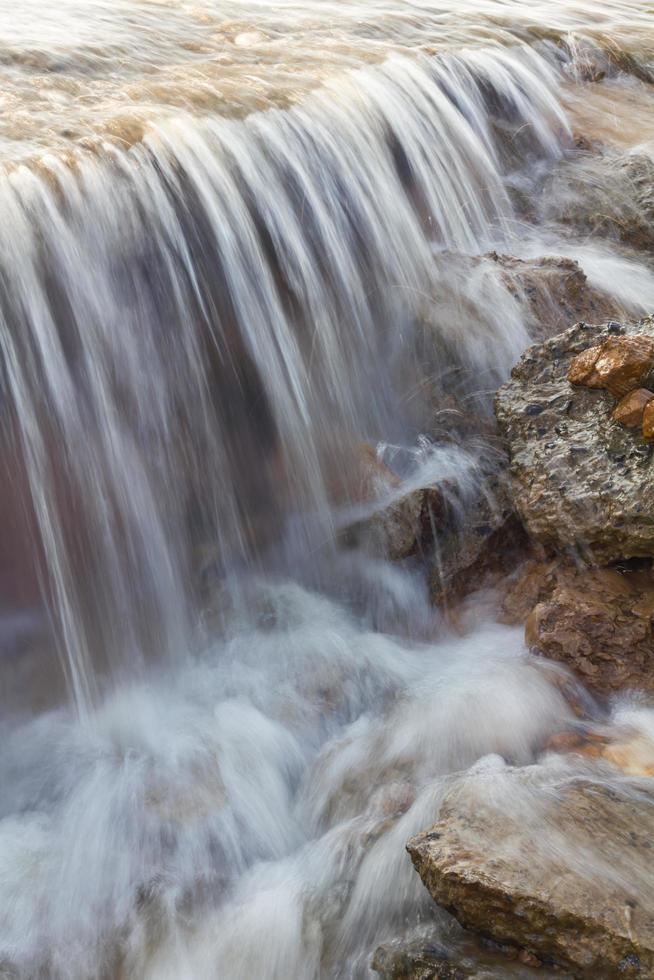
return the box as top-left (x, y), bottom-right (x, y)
top-left (0, 1), bottom-right (653, 978)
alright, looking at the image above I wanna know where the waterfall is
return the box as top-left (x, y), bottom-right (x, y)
top-left (0, 45), bottom-right (567, 717)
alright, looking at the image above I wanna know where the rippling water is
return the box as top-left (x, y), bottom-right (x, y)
top-left (0, 2), bottom-right (653, 978)
top-left (0, 0), bottom-right (652, 160)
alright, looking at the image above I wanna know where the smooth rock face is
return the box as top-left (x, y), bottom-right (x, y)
top-left (408, 768), bottom-right (654, 978)
top-left (612, 388), bottom-right (654, 428)
top-left (517, 562), bottom-right (654, 694)
top-left (567, 334), bottom-right (654, 397)
top-left (495, 317), bottom-right (654, 564)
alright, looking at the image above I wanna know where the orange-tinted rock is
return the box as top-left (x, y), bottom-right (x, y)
top-left (643, 400), bottom-right (654, 440)
top-left (523, 563), bottom-right (654, 695)
top-left (612, 387), bottom-right (654, 428)
top-left (547, 727), bottom-right (654, 777)
top-left (567, 344), bottom-right (601, 385)
top-left (567, 334), bottom-right (654, 396)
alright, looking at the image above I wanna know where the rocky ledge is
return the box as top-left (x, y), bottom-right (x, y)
top-left (407, 766), bottom-right (654, 978)
top-left (396, 315), bottom-right (654, 979)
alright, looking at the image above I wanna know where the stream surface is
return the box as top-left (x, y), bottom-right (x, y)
top-left (0, 2), bottom-right (653, 978)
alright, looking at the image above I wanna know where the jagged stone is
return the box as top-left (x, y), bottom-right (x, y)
top-left (372, 935), bottom-right (559, 979)
top-left (494, 317), bottom-right (654, 564)
top-left (488, 253), bottom-right (630, 342)
top-left (544, 152), bottom-right (654, 253)
top-left (642, 400), bottom-right (654, 440)
top-left (567, 335), bottom-right (654, 397)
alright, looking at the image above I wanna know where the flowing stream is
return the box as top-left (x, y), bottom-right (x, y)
top-left (0, 2), bottom-right (653, 978)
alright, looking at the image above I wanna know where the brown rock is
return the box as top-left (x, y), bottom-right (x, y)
top-left (500, 560), bottom-right (556, 625)
top-left (338, 444), bottom-right (423, 561)
top-left (424, 473), bottom-right (529, 607)
top-left (408, 768), bottom-right (654, 978)
top-left (522, 563), bottom-right (654, 695)
top-left (546, 725), bottom-right (654, 776)
top-left (642, 400), bottom-right (654, 440)
top-left (567, 344), bottom-right (601, 385)
top-left (488, 254), bottom-right (630, 343)
top-left (612, 388), bottom-right (654, 428)
top-left (568, 334), bottom-right (654, 397)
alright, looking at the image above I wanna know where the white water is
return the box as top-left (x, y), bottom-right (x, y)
top-left (0, 9), bottom-right (653, 979)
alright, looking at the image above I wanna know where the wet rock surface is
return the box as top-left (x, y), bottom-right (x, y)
top-left (567, 334), bottom-right (654, 396)
top-left (612, 388), bottom-right (654, 428)
top-left (423, 472), bottom-right (528, 606)
top-left (337, 444), bottom-right (425, 560)
top-left (408, 767), bottom-right (654, 978)
top-left (372, 934), bottom-right (561, 979)
top-left (495, 317), bottom-right (654, 564)
top-left (488, 253), bottom-right (630, 342)
top-left (544, 152), bottom-right (654, 253)
top-left (502, 560), bottom-right (654, 695)
top-left (524, 564), bottom-right (654, 694)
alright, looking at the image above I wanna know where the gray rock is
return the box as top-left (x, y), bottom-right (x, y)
top-left (494, 316), bottom-right (654, 564)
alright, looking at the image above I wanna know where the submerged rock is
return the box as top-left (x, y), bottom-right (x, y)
top-left (495, 317), bottom-right (654, 564)
top-left (423, 472), bottom-right (527, 606)
top-left (338, 444), bottom-right (424, 560)
top-left (372, 935), bottom-right (559, 979)
top-left (408, 768), bottom-right (654, 978)
top-left (544, 152), bottom-right (654, 253)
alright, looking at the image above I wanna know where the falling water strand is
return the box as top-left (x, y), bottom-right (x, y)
top-left (0, 46), bottom-right (567, 717)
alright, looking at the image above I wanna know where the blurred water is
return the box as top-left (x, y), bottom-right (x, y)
top-left (0, 2), bottom-right (653, 977)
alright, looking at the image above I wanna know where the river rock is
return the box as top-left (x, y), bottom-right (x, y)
top-left (494, 316), bottom-right (654, 564)
top-left (408, 767), bottom-right (654, 978)
top-left (642, 400), bottom-right (654, 439)
top-left (338, 444), bottom-right (424, 560)
top-left (424, 471), bottom-right (528, 606)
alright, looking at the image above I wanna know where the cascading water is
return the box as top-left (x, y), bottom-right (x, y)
top-left (1, 4), bottom-right (654, 978)
top-left (0, 45), bottom-right (564, 716)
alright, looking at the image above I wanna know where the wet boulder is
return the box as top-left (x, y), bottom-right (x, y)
top-left (372, 934), bottom-right (558, 979)
top-left (337, 444), bottom-right (424, 560)
top-left (487, 253), bottom-right (630, 342)
top-left (408, 766), bottom-right (654, 978)
top-left (502, 560), bottom-right (654, 695)
top-left (494, 316), bottom-right (654, 564)
top-left (423, 470), bottom-right (528, 606)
